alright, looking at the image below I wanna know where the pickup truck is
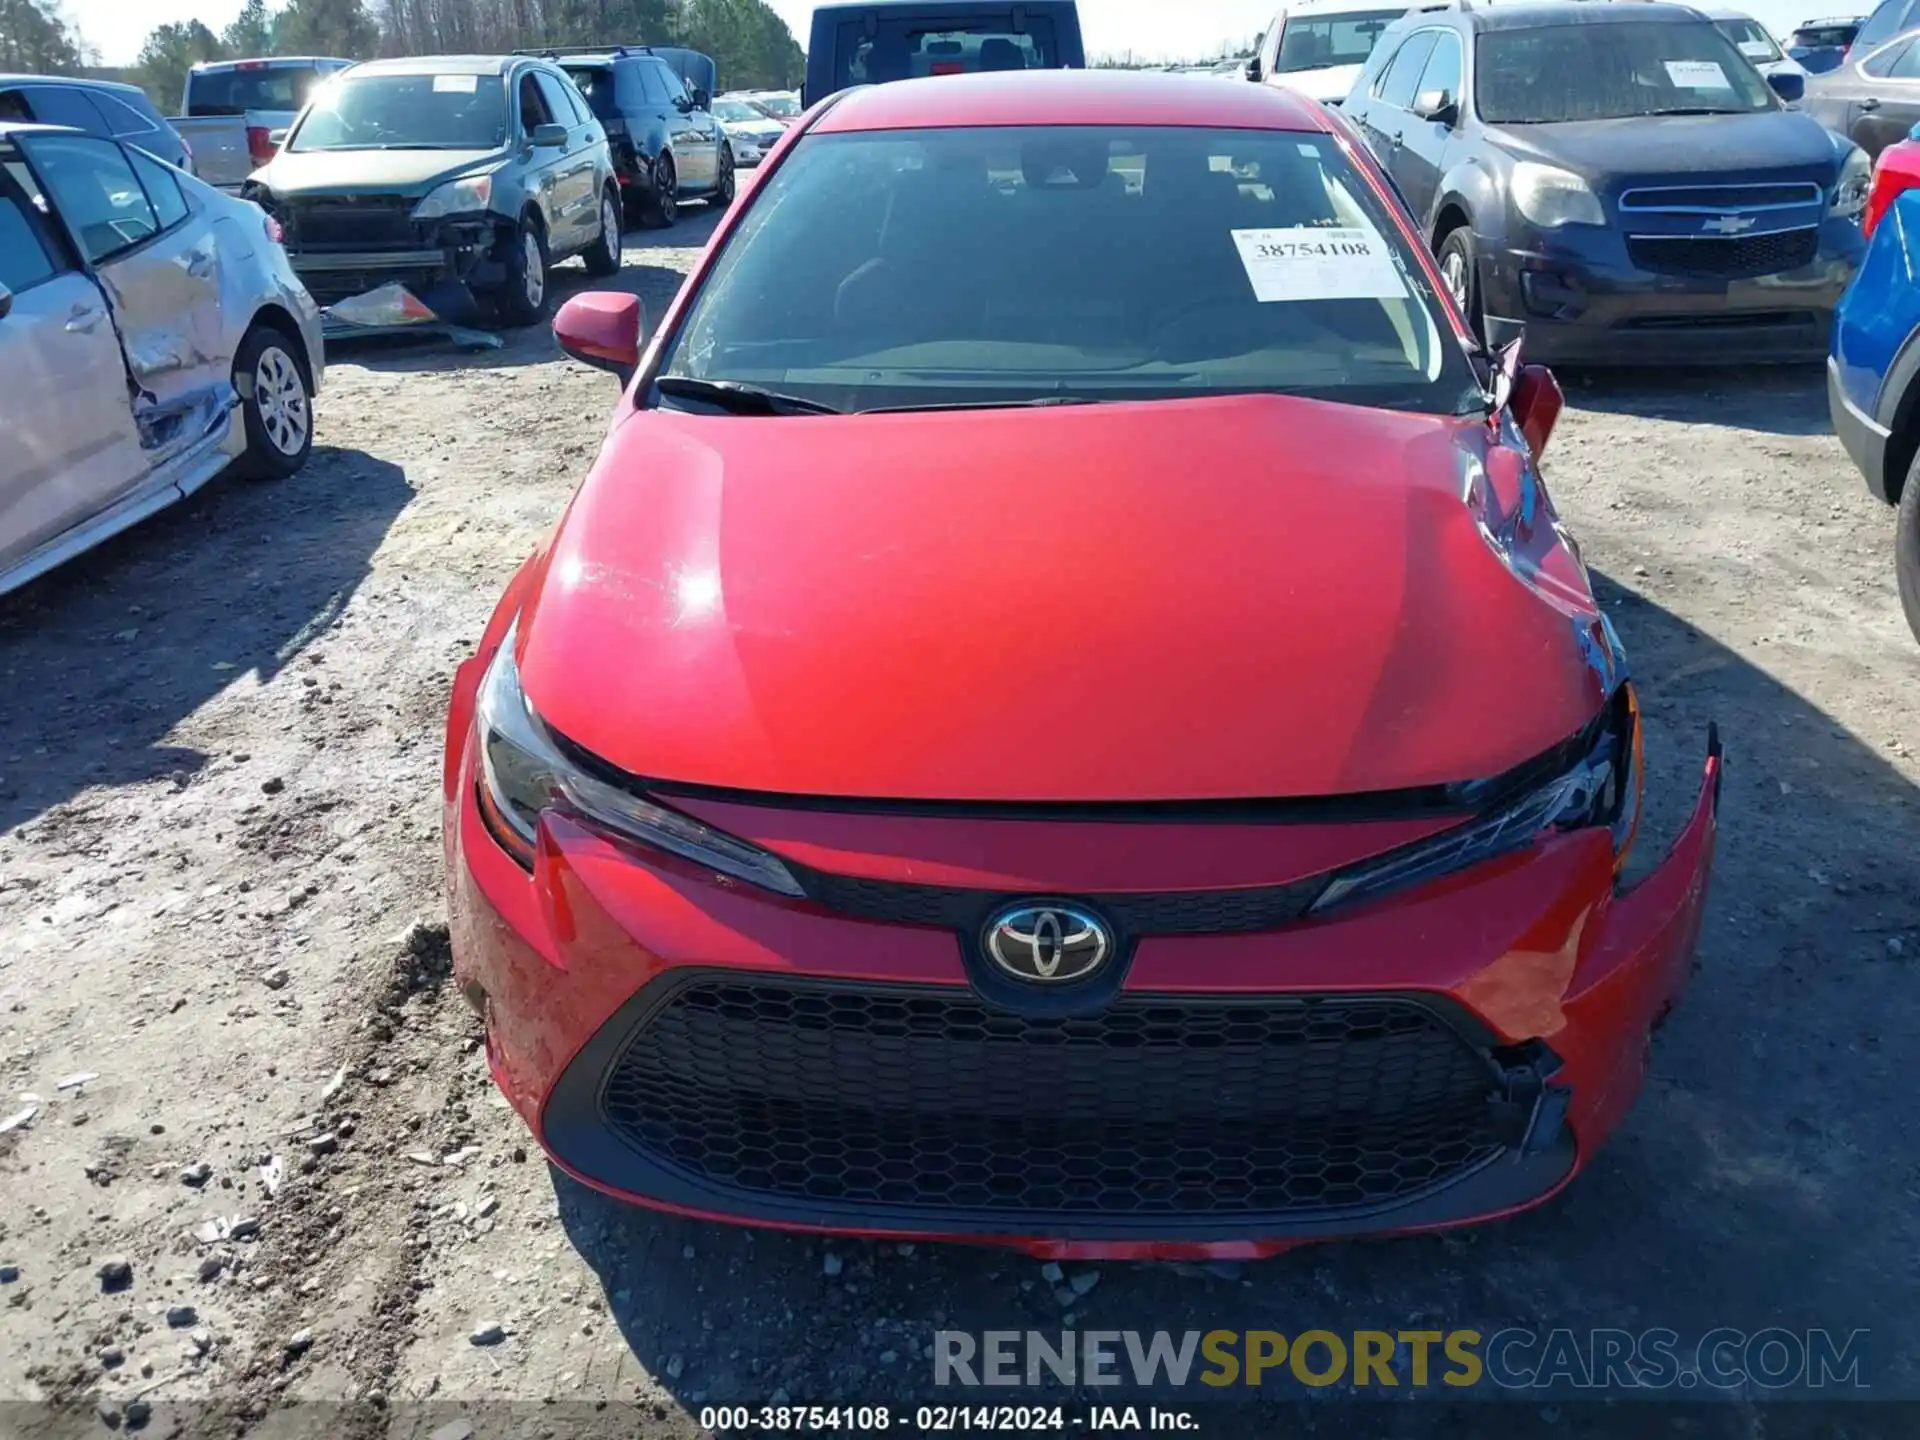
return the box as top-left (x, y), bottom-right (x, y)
top-left (171, 56), bottom-right (352, 191)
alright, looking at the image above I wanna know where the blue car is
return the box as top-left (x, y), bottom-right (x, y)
top-left (1828, 130), bottom-right (1920, 642)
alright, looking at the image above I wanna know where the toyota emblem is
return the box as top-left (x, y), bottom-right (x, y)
top-left (983, 904), bottom-right (1113, 984)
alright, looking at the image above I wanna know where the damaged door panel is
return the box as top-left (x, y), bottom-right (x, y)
top-left (0, 171), bottom-right (147, 573)
top-left (17, 130), bottom-right (236, 460)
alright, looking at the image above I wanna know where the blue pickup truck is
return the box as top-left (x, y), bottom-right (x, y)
top-left (1828, 129), bottom-right (1920, 643)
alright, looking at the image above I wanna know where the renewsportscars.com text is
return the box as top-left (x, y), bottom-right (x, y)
top-left (933, 1328), bottom-right (1869, 1392)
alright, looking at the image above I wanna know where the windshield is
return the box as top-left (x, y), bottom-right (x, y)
top-left (288, 71), bottom-right (508, 152)
top-left (752, 93), bottom-right (800, 118)
top-left (1477, 21), bottom-right (1776, 123)
top-left (186, 63), bottom-right (335, 116)
top-left (713, 98), bottom-right (769, 123)
top-left (660, 125), bottom-right (1475, 416)
top-left (836, 18), bottom-right (1059, 86)
top-left (1714, 17), bottom-right (1785, 62)
top-left (1276, 10), bottom-right (1407, 72)
top-left (1791, 23), bottom-right (1857, 45)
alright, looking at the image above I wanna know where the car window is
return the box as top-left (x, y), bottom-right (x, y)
top-left (563, 65), bottom-right (619, 118)
top-left (836, 17), bottom-right (1059, 86)
top-left (87, 91), bottom-right (159, 137)
top-left (1862, 36), bottom-right (1914, 74)
top-left (656, 62), bottom-right (690, 105)
top-left (0, 176), bottom-right (61, 291)
top-left (127, 148), bottom-right (189, 230)
top-left (1275, 9), bottom-right (1406, 73)
top-left (21, 85), bottom-right (110, 136)
top-left (635, 62), bottom-right (667, 104)
top-left (1713, 17), bottom-right (1784, 63)
top-left (1889, 36), bottom-right (1920, 75)
top-left (186, 63), bottom-right (334, 116)
top-left (23, 133), bottom-right (159, 264)
top-left (1415, 30), bottom-right (1463, 100)
top-left (1477, 20), bottom-right (1776, 122)
top-left (662, 125), bottom-right (1476, 417)
top-left (518, 73), bottom-right (554, 132)
top-left (1375, 32), bottom-right (1438, 108)
top-left (533, 70), bottom-right (582, 127)
top-left (290, 72), bottom-right (509, 151)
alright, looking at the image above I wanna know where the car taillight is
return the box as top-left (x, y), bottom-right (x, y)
top-left (247, 124), bottom-right (278, 167)
top-left (1865, 139), bottom-right (1920, 238)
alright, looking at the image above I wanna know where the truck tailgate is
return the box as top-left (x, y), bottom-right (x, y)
top-left (168, 116), bottom-right (252, 190)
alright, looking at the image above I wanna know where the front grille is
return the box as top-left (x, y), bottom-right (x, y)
top-left (1618, 182), bottom-right (1823, 212)
top-left (795, 869), bottom-right (1328, 935)
top-left (600, 977), bottom-right (1508, 1218)
top-left (1626, 227), bottom-right (1819, 279)
top-left (286, 198), bottom-right (420, 249)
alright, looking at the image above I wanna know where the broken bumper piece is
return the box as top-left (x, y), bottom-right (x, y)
top-left (320, 283), bottom-right (503, 350)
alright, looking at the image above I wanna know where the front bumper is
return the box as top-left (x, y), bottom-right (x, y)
top-left (1481, 216), bottom-right (1864, 367)
top-left (445, 688), bottom-right (1721, 1259)
top-left (282, 210), bottom-right (510, 306)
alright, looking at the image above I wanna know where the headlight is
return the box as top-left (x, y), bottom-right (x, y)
top-left (412, 171), bottom-right (496, 220)
top-left (1511, 161), bottom-right (1606, 228)
top-left (474, 621), bottom-right (805, 896)
top-left (1831, 144), bottom-right (1871, 218)
top-left (1310, 685), bottom-right (1643, 916)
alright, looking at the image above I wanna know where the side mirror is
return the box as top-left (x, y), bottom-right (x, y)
top-left (1768, 70), bottom-right (1806, 103)
top-left (1412, 87), bottom-right (1458, 125)
top-left (0, 282), bottom-right (12, 321)
top-left (531, 122), bottom-right (568, 148)
top-left (1245, 56), bottom-right (1263, 82)
top-left (1510, 363), bottom-right (1564, 459)
top-left (268, 127), bottom-right (289, 145)
top-left (690, 86), bottom-right (711, 110)
top-left (554, 291), bottom-right (645, 381)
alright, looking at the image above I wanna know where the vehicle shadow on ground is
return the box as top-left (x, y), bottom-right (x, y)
top-left (0, 447), bottom-right (411, 834)
top-left (1560, 364), bottom-right (1834, 437)
top-left (550, 567), bottom-right (1920, 1415)
top-left (330, 211), bottom-right (725, 378)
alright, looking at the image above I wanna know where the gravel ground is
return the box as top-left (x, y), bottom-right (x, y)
top-left (2, 203), bottom-right (1919, 1439)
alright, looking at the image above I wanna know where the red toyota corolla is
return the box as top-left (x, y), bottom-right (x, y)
top-left (443, 71), bottom-right (1721, 1260)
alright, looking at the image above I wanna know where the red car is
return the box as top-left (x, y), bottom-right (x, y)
top-left (443, 71), bottom-right (1722, 1260)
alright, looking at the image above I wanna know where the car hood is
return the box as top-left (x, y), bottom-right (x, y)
top-left (257, 147), bottom-right (504, 199)
top-left (516, 394), bottom-right (1607, 803)
top-left (1485, 109), bottom-right (1842, 189)
top-left (1272, 64), bottom-right (1365, 104)
top-left (722, 120), bottom-right (785, 142)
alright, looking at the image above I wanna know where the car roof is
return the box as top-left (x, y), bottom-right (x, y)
top-left (1454, 0), bottom-right (1716, 29)
top-left (813, 68), bottom-right (1330, 134)
top-left (1280, 0), bottom-right (1417, 14)
top-left (1700, 7), bottom-right (1759, 19)
top-left (344, 54), bottom-right (523, 76)
top-left (190, 55), bottom-right (346, 71)
top-left (0, 119), bottom-right (85, 139)
top-left (0, 72), bottom-right (150, 98)
top-left (813, 0), bottom-right (1077, 13)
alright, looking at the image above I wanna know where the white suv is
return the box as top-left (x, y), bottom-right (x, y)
top-left (1249, 0), bottom-right (1460, 105)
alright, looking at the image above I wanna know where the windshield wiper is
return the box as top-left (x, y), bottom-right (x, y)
top-left (860, 396), bottom-right (1102, 415)
top-left (1639, 107), bottom-right (1747, 116)
top-left (655, 376), bottom-right (842, 416)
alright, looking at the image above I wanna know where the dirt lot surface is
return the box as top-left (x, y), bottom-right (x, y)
top-left (3, 202), bottom-right (1919, 1440)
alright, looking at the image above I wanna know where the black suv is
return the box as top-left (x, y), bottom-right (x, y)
top-left (1340, 0), bottom-right (1863, 366)
top-left (534, 46), bottom-right (732, 227)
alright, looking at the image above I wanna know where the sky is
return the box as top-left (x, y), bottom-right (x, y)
top-left (66, 0), bottom-right (1824, 70)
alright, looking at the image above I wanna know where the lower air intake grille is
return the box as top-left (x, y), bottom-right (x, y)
top-left (599, 977), bottom-right (1508, 1218)
top-left (1626, 227), bottom-right (1819, 279)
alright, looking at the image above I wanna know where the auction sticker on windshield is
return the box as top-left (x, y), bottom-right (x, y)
top-left (1664, 59), bottom-right (1730, 89)
top-left (1231, 225), bottom-right (1408, 303)
top-left (1738, 39), bottom-right (1774, 57)
top-left (433, 74), bottom-right (479, 93)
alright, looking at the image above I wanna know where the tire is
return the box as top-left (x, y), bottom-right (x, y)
top-left (233, 325), bottom-right (312, 480)
top-left (492, 213), bottom-right (550, 327)
top-left (711, 143), bottom-right (736, 208)
top-left (582, 187), bottom-right (623, 278)
top-left (1436, 226), bottom-right (1483, 345)
top-left (639, 152), bottom-right (678, 229)
top-left (1898, 455), bottom-right (1920, 646)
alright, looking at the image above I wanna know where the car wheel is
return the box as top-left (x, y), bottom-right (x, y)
top-left (582, 188), bottom-right (623, 277)
top-left (713, 144), bottom-right (736, 207)
top-left (1898, 456), bottom-right (1920, 646)
top-left (493, 213), bottom-right (550, 327)
top-left (640, 153), bottom-right (678, 228)
top-left (1436, 227), bottom-right (1483, 343)
top-left (233, 325), bottom-right (312, 480)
